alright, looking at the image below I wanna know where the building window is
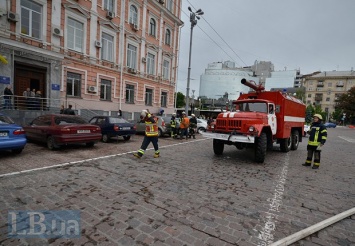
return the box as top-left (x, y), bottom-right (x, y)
top-left (149, 18), bottom-right (156, 36)
top-left (104, 0), bottom-right (114, 12)
top-left (328, 82), bottom-right (332, 87)
top-left (100, 79), bottom-right (111, 101)
top-left (307, 100), bottom-right (311, 104)
top-left (101, 32), bottom-right (114, 62)
top-left (126, 84), bottom-right (134, 103)
top-left (67, 72), bottom-right (81, 97)
top-left (309, 81), bottom-right (313, 85)
top-left (165, 29), bottom-right (171, 45)
top-left (127, 44), bottom-right (137, 69)
top-left (67, 17), bottom-right (84, 52)
top-left (129, 5), bottom-right (138, 25)
top-left (147, 53), bottom-right (155, 75)
top-left (145, 88), bottom-right (153, 106)
top-left (21, 0), bottom-right (42, 39)
top-left (161, 92), bottom-right (167, 107)
top-left (167, 0), bottom-right (173, 11)
top-left (163, 60), bottom-right (170, 79)
top-left (307, 94), bottom-right (311, 98)
top-left (326, 97), bottom-right (330, 101)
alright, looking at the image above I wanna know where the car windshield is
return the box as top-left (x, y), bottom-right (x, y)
top-left (0, 115), bottom-right (15, 124)
top-left (236, 102), bottom-right (267, 113)
top-left (54, 116), bottom-right (87, 125)
top-left (109, 117), bottom-right (129, 124)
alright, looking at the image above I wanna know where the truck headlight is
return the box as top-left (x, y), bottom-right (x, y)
top-left (249, 126), bottom-right (255, 132)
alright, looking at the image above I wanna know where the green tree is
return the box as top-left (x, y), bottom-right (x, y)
top-left (175, 92), bottom-right (185, 108)
top-left (305, 105), bottom-right (314, 124)
top-left (336, 87), bottom-right (355, 124)
top-left (295, 88), bottom-right (306, 103)
top-left (331, 108), bottom-right (342, 122)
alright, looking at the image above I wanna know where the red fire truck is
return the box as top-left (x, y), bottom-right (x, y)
top-left (201, 79), bottom-right (306, 163)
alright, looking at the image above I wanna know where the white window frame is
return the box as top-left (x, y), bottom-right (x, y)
top-left (103, 0), bottom-right (115, 12)
top-left (161, 91), bottom-right (167, 107)
top-left (165, 29), bottom-right (171, 45)
top-left (100, 79), bottom-right (112, 101)
top-left (20, 0), bottom-right (43, 39)
top-left (147, 52), bottom-right (156, 75)
top-left (149, 18), bottom-right (156, 37)
top-left (145, 88), bottom-right (153, 106)
top-left (125, 84), bottom-right (135, 103)
top-left (101, 31), bottom-right (115, 62)
top-left (163, 59), bottom-right (170, 79)
top-left (67, 72), bottom-right (81, 97)
top-left (129, 4), bottom-right (138, 25)
top-left (127, 43), bottom-right (138, 69)
top-left (65, 13), bottom-right (87, 53)
top-left (167, 0), bottom-right (173, 12)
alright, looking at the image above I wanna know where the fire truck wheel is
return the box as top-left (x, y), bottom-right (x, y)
top-left (255, 132), bottom-right (267, 163)
top-left (291, 130), bottom-right (299, 150)
top-left (213, 139), bottom-right (224, 155)
top-left (280, 137), bottom-right (291, 152)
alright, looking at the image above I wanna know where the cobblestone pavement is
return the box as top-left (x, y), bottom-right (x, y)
top-left (0, 127), bottom-right (354, 246)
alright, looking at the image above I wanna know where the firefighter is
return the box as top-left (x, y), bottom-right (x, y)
top-left (179, 112), bottom-right (190, 140)
top-left (133, 110), bottom-right (160, 158)
top-left (302, 114), bottom-right (327, 169)
top-left (170, 113), bottom-right (177, 138)
top-left (189, 114), bottom-right (197, 139)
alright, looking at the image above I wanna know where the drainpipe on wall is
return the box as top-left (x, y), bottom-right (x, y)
top-left (119, 0), bottom-right (126, 113)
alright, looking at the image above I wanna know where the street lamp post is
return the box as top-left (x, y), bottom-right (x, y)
top-left (185, 7), bottom-right (204, 115)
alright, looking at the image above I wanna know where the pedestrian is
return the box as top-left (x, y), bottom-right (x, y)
top-left (3, 85), bottom-right (13, 109)
top-left (35, 90), bottom-right (42, 110)
top-left (302, 114), bottom-right (327, 169)
top-left (170, 113), bottom-right (177, 138)
top-left (60, 105), bottom-right (65, 114)
top-left (179, 111), bottom-right (189, 140)
top-left (133, 110), bottom-right (160, 158)
top-left (23, 88), bottom-right (32, 109)
top-left (189, 113), bottom-right (197, 139)
top-left (64, 104), bottom-right (75, 115)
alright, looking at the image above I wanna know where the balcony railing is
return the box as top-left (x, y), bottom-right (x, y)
top-left (0, 95), bottom-right (62, 111)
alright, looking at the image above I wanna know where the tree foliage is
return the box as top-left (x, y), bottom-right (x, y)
top-left (175, 92), bottom-right (185, 108)
top-left (336, 86), bottom-right (355, 123)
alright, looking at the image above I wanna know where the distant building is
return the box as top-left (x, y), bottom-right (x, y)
top-left (303, 70), bottom-right (355, 120)
top-left (199, 61), bottom-right (274, 100)
top-left (265, 70), bottom-right (301, 91)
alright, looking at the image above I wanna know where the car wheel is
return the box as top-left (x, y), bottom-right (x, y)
top-left (291, 130), bottom-right (299, 150)
top-left (102, 134), bottom-right (110, 143)
top-left (86, 142), bottom-right (95, 147)
top-left (47, 136), bottom-right (58, 150)
top-left (255, 132), bottom-right (267, 163)
top-left (123, 136), bottom-right (131, 141)
top-left (197, 127), bottom-right (206, 134)
top-left (213, 139), bottom-right (224, 155)
top-left (12, 149), bottom-right (23, 154)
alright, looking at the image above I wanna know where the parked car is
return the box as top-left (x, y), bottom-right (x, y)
top-left (89, 116), bottom-right (136, 142)
top-left (304, 124), bottom-right (310, 137)
top-left (187, 117), bottom-right (208, 133)
top-left (135, 116), bottom-right (169, 137)
top-left (0, 113), bottom-right (27, 154)
top-left (23, 114), bottom-right (101, 150)
top-left (324, 122), bottom-right (337, 128)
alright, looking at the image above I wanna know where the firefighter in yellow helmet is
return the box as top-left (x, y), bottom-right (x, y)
top-left (133, 110), bottom-right (160, 158)
top-left (302, 114), bottom-right (327, 169)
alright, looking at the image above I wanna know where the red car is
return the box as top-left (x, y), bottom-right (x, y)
top-left (24, 114), bottom-right (101, 150)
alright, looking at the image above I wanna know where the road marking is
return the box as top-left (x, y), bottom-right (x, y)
top-left (256, 153), bottom-right (290, 245)
top-left (0, 139), bottom-right (206, 178)
top-left (338, 136), bottom-right (355, 143)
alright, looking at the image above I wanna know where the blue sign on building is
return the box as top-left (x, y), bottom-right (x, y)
top-left (0, 76), bottom-right (11, 84)
top-left (51, 84), bottom-right (60, 90)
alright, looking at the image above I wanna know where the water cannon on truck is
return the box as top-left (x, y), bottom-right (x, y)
top-left (201, 78), bottom-right (306, 163)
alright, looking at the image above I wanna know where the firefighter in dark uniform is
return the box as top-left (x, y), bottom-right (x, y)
top-left (170, 113), bottom-right (177, 138)
top-left (302, 114), bottom-right (327, 169)
top-left (133, 110), bottom-right (160, 158)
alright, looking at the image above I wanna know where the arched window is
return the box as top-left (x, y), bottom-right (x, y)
top-left (149, 18), bottom-right (156, 37)
top-left (165, 29), bottom-right (171, 45)
top-left (129, 5), bottom-right (138, 25)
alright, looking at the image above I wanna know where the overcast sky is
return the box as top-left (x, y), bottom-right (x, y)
top-left (176, 0), bottom-right (355, 96)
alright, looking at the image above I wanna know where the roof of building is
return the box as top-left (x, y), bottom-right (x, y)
top-left (310, 70), bottom-right (355, 78)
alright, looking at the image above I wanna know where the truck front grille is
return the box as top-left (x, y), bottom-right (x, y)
top-left (216, 119), bottom-right (242, 130)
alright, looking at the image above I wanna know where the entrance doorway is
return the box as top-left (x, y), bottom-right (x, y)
top-left (14, 62), bottom-right (46, 109)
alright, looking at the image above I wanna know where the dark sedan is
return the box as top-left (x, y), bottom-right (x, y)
top-left (0, 113), bottom-right (27, 154)
top-left (89, 116), bottom-right (136, 142)
top-left (24, 114), bottom-right (102, 150)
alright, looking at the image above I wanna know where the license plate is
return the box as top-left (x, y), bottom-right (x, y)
top-left (122, 127), bottom-right (131, 130)
top-left (77, 130), bottom-right (91, 133)
top-left (0, 132), bottom-right (8, 137)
